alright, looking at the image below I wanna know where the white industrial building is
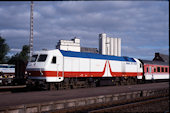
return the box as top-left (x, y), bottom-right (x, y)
top-left (56, 37), bottom-right (80, 52)
top-left (99, 33), bottom-right (121, 56)
top-left (56, 33), bottom-right (121, 56)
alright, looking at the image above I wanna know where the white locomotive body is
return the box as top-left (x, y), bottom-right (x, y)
top-left (26, 49), bottom-right (143, 84)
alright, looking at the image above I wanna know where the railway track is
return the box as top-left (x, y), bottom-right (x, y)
top-left (53, 92), bottom-right (169, 113)
top-left (0, 85), bottom-right (27, 94)
top-left (89, 95), bottom-right (169, 113)
top-left (0, 80), bottom-right (168, 93)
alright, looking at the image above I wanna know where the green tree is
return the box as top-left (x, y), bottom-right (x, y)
top-left (8, 45), bottom-right (30, 64)
top-left (8, 53), bottom-right (19, 64)
top-left (18, 45), bottom-right (30, 62)
top-left (0, 36), bottom-right (9, 63)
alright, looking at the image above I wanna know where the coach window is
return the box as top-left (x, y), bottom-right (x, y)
top-left (51, 56), bottom-right (56, 64)
top-left (146, 67), bottom-right (148, 72)
top-left (165, 67), bottom-right (168, 72)
top-left (161, 67), bottom-right (164, 72)
top-left (157, 67), bottom-right (160, 72)
top-left (154, 67), bottom-right (156, 72)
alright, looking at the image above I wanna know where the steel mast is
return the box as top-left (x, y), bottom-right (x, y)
top-left (29, 1), bottom-right (34, 60)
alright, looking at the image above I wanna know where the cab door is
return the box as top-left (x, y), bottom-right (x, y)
top-left (56, 56), bottom-right (64, 81)
top-left (46, 55), bottom-right (64, 82)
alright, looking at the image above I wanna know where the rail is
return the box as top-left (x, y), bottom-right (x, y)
top-left (0, 85), bottom-right (26, 90)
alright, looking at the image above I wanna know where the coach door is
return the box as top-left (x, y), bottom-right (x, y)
top-left (149, 66), bottom-right (153, 79)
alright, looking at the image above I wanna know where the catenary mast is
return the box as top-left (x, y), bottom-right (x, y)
top-left (29, 1), bottom-right (34, 60)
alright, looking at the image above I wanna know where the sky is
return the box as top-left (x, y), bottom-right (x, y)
top-left (0, 1), bottom-right (169, 60)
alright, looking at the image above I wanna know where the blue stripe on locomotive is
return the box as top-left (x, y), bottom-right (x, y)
top-left (60, 50), bottom-right (136, 62)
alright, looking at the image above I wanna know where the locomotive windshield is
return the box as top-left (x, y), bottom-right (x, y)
top-left (38, 54), bottom-right (47, 62)
top-left (31, 54), bottom-right (38, 62)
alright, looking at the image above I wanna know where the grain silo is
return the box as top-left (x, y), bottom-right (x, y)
top-left (99, 33), bottom-right (121, 56)
top-left (99, 33), bottom-right (107, 55)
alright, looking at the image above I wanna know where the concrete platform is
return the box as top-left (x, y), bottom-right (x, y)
top-left (0, 82), bottom-right (169, 113)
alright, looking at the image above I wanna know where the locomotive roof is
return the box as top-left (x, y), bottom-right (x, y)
top-left (141, 59), bottom-right (169, 66)
top-left (60, 50), bottom-right (136, 62)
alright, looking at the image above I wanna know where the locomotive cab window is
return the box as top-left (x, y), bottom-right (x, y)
top-left (31, 54), bottom-right (38, 62)
top-left (51, 56), bottom-right (56, 64)
top-left (38, 54), bottom-right (47, 62)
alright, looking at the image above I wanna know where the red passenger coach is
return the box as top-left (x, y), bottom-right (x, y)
top-left (142, 60), bottom-right (169, 80)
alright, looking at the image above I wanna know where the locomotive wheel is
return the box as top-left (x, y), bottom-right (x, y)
top-left (127, 78), bottom-right (132, 85)
top-left (128, 78), bottom-right (134, 85)
top-left (137, 79), bottom-right (143, 84)
top-left (70, 85), bottom-right (74, 89)
top-left (131, 77), bottom-right (137, 85)
top-left (90, 82), bottom-right (96, 87)
top-left (120, 77), bottom-right (127, 86)
top-left (120, 80), bottom-right (126, 85)
top-left (114, 80), bottom-right (121, 86)
top-left (114, 77), bottom-right (120, 86)
top-left (49, 83), bottom-right (56, 90)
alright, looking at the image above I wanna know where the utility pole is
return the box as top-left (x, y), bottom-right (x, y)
top-left (29, 1), bottom-right (34, 60)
